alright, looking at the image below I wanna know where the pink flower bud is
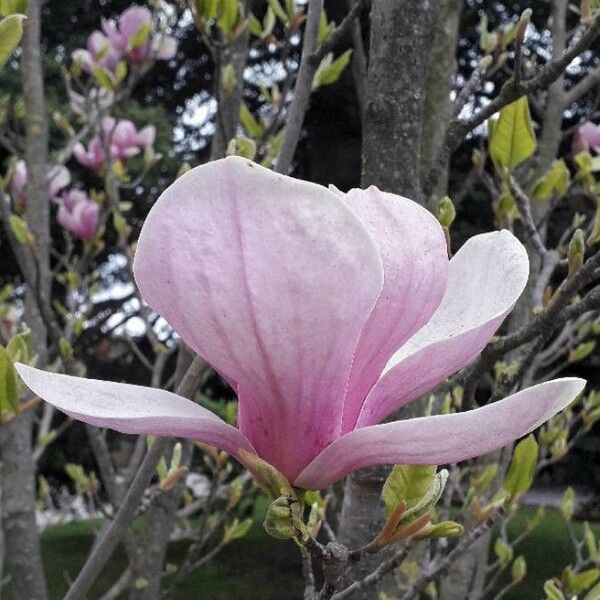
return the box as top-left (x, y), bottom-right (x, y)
top-left (572, 121), bottom-right (600, 154)
top-left (57, 189), bottom-right (100, 241)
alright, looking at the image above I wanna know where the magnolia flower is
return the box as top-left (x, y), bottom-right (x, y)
top-left (572, 121), bottom-right (600, 154)
top-left (57, 190), bottom-right (100, 241)
top-left (73, 137), bottom-right (105, 172)
top-left (71, 30), bottom-right (121, 73)
top-left (73, 118), bottom-right (155, 171)
top-left (7, 160), bottom-right (71, 207)
top-left (16, 158), bottom-right (586, 490)
top-left (102, 6), bottom-right (177, 64)
top-left (72, 6), bottom-right (177, 74)
top-left (102, 117), bottom-right (155, 159)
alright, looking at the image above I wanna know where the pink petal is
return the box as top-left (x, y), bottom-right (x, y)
top-left (357, 230), bottom-right (529, 427)
top-left (47, 165), bottom-right (71, 198)
top-left (336, 186), bottom-right (448, 432)
top-left (578, 122), bottom-right (600, 151)
top-left (119, 6), bottom-right (153, 39)
top-left (136, 125), bottom-right (156, 148)
top-left (15, 363), bottom-right (255, 459)
top-left (295, 378), bottom-right (585, 489)
top-left (9, 160), bottom-right (27, 195)
top-left (133, 157), bottom-right (384, 481)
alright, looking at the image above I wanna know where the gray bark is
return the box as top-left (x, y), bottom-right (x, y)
top-left (337, 1), bottom-right (437, 597)
top-left (361, 0), bottom-right (437, 202)
top-left (420, 0), bottom-right (462, 203)
top-left (0, 2), bottom-right (49, 599)
top-left (129, 349), bottom-right (194, 600)
top-left (211, 29), bottom-right (250, 160)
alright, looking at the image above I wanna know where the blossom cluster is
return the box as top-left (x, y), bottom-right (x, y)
top-left (73, 116), bottom-right (155, 172)
top-left (71, 6), bottom-right (177, 74)
top-left (6, 161), bottom-right (99, 241)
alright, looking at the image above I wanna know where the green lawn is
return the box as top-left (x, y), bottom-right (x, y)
top-left (3, 507), bottom-right (598, 598)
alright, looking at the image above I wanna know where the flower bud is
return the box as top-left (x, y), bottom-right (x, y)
top-left (568, 229), bottom-right (585, 278)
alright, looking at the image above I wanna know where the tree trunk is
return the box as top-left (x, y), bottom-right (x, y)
top-left (0, 2), bottom-right (49, 599)
top-left (337, 1), bottom-right (437, 597)
top-left (361, 0), bottom-right (437, 202)
top-left (420, 0), bottom-right (462, 204)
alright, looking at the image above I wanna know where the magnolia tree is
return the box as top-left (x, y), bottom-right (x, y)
top-left (1, 1), bottom-right (600, 600)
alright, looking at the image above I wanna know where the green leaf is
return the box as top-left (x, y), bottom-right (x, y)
top-left (532, 159), bottom-right (570, 200)
top-left (0, 344), bottom-right (19, 414)
top-left (312, 50), bottom-right (353, 91)
top-left (224, 517), bottom-right (253, 542)
top-left (128, 21), bottom-right (153, 50)
top-left (91, 65), bottom-right (116, 90)
top-left (544, 579), bottom-right (566, 600)
top-left (267, 0), bottom-right (288, 24)
top-left (217, 0), bottom-right (239, 36)
top-left (564, 567), bottom-right (600, 594)
top-left (502, 435), bottom-right (538, 498)
top-left (569, 341), bottom-right (596, 363)
top-left (239, 103), bottom-right (264, 138)
top-left (489, 96), bottom-right (536, 170)
top-left (417, 520), bottom-right (463, 540)
top-left (512, 556), bottom-right (527, 582)
top-left (584, 581), bottom-right (600, 600)
top-left (584, 522), bottom-right (599, 562)
top-left (226, 136), bottom-right (256, 160)
top-left (437, 196), bottom-right (456, 228)
top-left (560, 487), bottom-right (576, 521)
top-left (494, 538), bottom-right (514, 568)
top-left (0, 0), bottom-right (27, 16)
top-left (262, 6), bottom-right (276, 37)
top-left (248, 13), bottom-right (262, 36)
top-left (318, 9), bottom-right (332, 44)
top-left (9, 214), bottom-right (33, 245)
top-left (568, 228), bottom-right (585, 278)
top-left (382, 465), bottom-right (446, 522)
top-left (0, 12), bottom-right (24, 69)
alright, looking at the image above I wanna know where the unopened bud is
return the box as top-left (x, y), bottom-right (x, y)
top-left (479, 55), bottom-right (493, 71)
top-left (263, 496), bottom-right (305, 540)
top-left (226, 136), bottom-right (257, 160)
top-left (512, 556), bottom-right (527, 583)
top-left (568, 229), bottom-right (585, 278)
top-left (437, 197), bottom-right (456, 229)
top-left (221, 63), bottom-right (237, 94)
top-left (515, 8), bottom-right (532, 46)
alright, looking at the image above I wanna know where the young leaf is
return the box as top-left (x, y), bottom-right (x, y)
top-left (532, 159), bottom-right (570, 201)
top-left (239, 104), bottom-right (264, 138)
top-left (502, 435), bottom-right (538, 498)
top-left (544, 579), bottom-right (566, 600)
top-left (0, 344), bottom-right (19, 413)
top-left (0, 1), bottom-right (28, 16)
top-left (128, 21), bottom-right (153, 50)
top-left (312, 50), bottom-right (353, 91)
top-left (0, 13), bottom-right (25, 69)
top-left (9, 214), bottom-right (33, 246)
top-left (512, 556), bottom-right (527, 582)
top-left (382, 464), bottom-right (437, 517)
top-left (489, 96), bottom-right (536, 170)
top-left (560, 487), bottom-right (576, 521)
top-left (224, 517), bottom-right (253, 542)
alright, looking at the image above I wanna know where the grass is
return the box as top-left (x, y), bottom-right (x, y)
top-left (3, 506), bottom-right (598, 598)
